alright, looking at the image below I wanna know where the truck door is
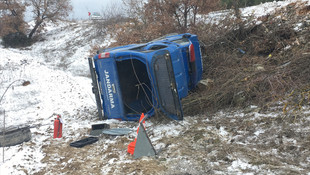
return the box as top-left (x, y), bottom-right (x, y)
top-left (93, 56), bottom-right (125, 119)
top-left (151, 50), bottom-right (183, 120)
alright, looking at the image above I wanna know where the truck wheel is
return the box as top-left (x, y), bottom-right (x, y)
top-left (0, 125), bottom-right (31, 147)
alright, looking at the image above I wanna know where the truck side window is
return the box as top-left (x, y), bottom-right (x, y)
top-left (171, 38), bottom-right (190, 46)
top-left (148, 45), bottom-right (167, 50)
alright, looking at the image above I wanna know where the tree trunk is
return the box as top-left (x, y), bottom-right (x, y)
top-left (28, 20), bottom-right (42, 39)
top-left (192, 5), bottom-right (198, 27)
top-left (174, 11), bottom-right (182, 30)
top-left (183, 4), bottom-right (188, 32)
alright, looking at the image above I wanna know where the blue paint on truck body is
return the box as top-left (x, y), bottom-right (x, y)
top-left (88, 33), bottom-right (203, 121)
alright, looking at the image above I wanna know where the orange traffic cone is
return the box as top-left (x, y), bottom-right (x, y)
top-left (127, 138), bottom-right (136, 155)
top-left (127, 113), bottom-right (145, 155)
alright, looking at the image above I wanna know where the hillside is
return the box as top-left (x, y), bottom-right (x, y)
top-left (0, 0), bottom-right (310, 174)
top-left (183, 0), bottom-right (310, 115)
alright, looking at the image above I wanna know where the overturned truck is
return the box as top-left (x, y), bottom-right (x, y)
top-left (88, 33), bottom-right (203, 121)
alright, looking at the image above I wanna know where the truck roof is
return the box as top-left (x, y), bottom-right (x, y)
top-left (101, 33), bottom-right (194, 54)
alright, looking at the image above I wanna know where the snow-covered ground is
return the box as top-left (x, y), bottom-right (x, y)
top-left (205, 0), bottom-right (310, 24)
top-left (0, 21), bottom-right (99, 174)
top-left (1, 0), bottom-right (310, 174)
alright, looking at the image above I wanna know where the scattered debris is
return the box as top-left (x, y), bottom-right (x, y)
top-left (199, 78), bottom-right (214, 87)
top-left (90, 123), bottom-right (110, 136)
top-left (91, 123), bottom-right (110, 130)
top-left (0, 125), bottom-right (31, 147)
top-left (237, 48), bottom-right (246, 54)
top-left (69, 137), bottom-right (99, 148)
top-left (101, 128), bottom-right (132, 136)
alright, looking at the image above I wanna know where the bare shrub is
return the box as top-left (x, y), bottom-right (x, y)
top-left (183, 2), bottom-right (310, 115)
top-left (91, 1), bottom-right (128, 38)
top-left (108, 0), bottom-right (221, 47)
top-left (28, 0), bottom-right (72, 39)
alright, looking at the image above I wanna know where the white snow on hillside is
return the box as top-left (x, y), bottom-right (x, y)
top-left (0, 20), bottom-right (106, 174)
top-left (205, 0), bottom-right (310, 24)
top-left (0, 0), bottom-right (310, 174)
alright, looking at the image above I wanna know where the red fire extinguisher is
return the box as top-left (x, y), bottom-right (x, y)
top-left (53, 115), bottom-right (63, 138)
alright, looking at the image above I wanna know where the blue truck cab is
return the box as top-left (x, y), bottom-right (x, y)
top-left (88, 33), bottom-right (203, 121)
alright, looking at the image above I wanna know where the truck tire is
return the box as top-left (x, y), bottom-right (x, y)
top-left (0, 125), bottom-right (31, 147)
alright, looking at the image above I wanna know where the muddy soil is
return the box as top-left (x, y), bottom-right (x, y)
top-left (32, 105), bottom-right (310, 175)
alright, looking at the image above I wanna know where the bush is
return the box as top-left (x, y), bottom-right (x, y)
top-left (2, 32), bottom-right (30, 48)
top-left (182, 2), bottom-right (310, 115)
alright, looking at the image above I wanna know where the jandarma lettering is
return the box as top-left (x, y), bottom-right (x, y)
top-left (104, 70), bottom-right (115, 109)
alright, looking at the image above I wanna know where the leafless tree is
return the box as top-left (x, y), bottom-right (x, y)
top-left (92, 1), bottom-right (127, 37)
top-left (122, 0), bottom-right (146, 23)
top-left (28, 0), bottom-right (72, 39)
top-left (144, 0), bottom-right (220, 33)
top-left (0, 0), bottom-right (28, 36)
top-left (110, 0), bottom-right (221, 46)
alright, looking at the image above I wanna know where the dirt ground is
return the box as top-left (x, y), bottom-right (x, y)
top-left (29, 104), bottom-right (310, 175)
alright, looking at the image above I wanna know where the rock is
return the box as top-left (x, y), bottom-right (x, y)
top-left (22, 81), bottom-right (31, 86)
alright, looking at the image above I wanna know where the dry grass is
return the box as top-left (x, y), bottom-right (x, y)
top-left (183, 2), bottom-right (310, 115)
